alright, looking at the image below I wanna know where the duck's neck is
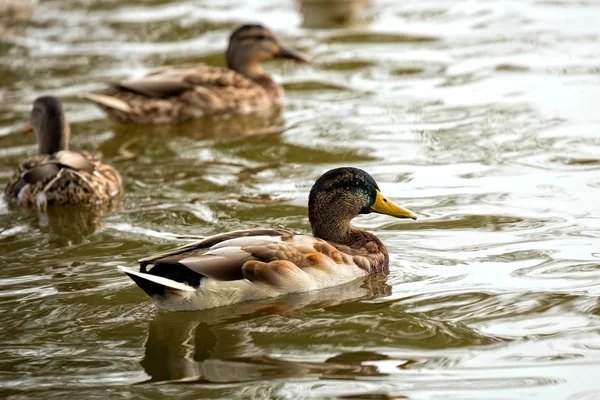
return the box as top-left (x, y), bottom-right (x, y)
top-left (310, 211), bottom-right (352, 245)
top-left (310, 208), bottom-right (389, 272)
top-left (37, 120), bottom-right (69, 155)
top-left (228, 59), bottom-right (281, 100)
top-left (309, 209), bottom-right (379, 249)
top-left (228, 55), bottom-right (262, 78)
top-left (251, 73), bottom-right (282, 100)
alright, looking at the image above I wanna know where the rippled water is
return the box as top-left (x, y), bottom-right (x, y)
top-left (1, 0), bottom-right (600, 398)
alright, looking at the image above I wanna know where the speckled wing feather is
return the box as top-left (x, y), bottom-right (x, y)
top-left (22, 163), bottom-right (60, 184)
top-left (114, 79), bottom-right (193, 98)
top-left (4, 150), bottom-right (121, 210)
top-left (138, 229), bottom-right (292, 265)
top-left (82, 64), bottom-right (275, 124)
top-left (54, 150), bottom-right (96, 173)
top-left (121, 229), bottom-right (388, 310)
top-left (135, 228), bottom-right (374, 289)
top-left (138, 229), bottom-right (295, 280)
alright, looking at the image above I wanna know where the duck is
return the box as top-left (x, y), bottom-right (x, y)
top-left (119, 167), bottom-right (416, 311)
top-left (0, 0), bottom-right (37, 24)
top-left (4, 96), bottom-right (122, 211)
top-left (79, 24), bottom-right (308, 125)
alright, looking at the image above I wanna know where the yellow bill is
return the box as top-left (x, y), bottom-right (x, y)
top-left (370, 190), bottom-right (417, 220)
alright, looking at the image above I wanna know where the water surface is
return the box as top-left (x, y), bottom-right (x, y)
top-left (1, 0), bottom-right (600, 398)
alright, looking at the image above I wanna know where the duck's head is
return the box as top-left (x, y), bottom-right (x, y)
top-left (308, 167), bottom-right (416, 242)
top-left (23, 96), bottom-right (70, 155)
top-left (226, 24), bottom-right (308, 77)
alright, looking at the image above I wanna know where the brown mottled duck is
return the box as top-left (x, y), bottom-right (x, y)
top-left (4, 96), bottom-right (122, 210)
top-left (119, 167), bottom-right (417, 311)
top-left (0, 0), bottom-right (37, 23)
top-left (80, 24), bottom-right (308, 125)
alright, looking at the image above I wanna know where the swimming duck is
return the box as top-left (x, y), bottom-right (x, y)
top-left (80, 24), bottom-right (308, 125)
top-left (4, 96), bottom-right (122, 210)
top-left (119, 167), bottom-right (416, 311)
top-left (0, 0), bottom-right (37, 24)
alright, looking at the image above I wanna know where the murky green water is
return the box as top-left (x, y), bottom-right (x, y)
top-left (1, 0), bottom-right (600, 398)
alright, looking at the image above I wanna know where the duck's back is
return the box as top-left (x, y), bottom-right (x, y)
top-left (119, 228), bottom-right (383, 311)
top-left (83, 64), bottom-right (278, 125)
top-left (5, 150), bottom-right (121, 210)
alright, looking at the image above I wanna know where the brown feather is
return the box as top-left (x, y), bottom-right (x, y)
top-left (22, 163), bottom-right (60, 184)
top-left (115, 79), bottom-right (193, 98)
top-left (4, 96), bottom-right (122, 210)
top-left (138, 229), bottom-right (291, 264)
top-left (4, 151), bottom-right (121, 210)
top-left (137, 228), bottom-right (376, 291)
top-left (80, 23), bottom-right (305, 125)
top-left (84, 65), bottom-right (274, 124)
top-left (179, 254), bottom-right (251, 281)
top-left (242, 260), bottom-right (301, 286)
top-left (54, 150), bottom-right (95, 173)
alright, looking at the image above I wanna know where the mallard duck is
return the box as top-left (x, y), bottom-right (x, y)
top-left (4, 96), bottom-right (122, 210)
top-left (297, 0), bottom-right (373, 29)
top-left (0, 0), bottom-right (37, 23)
top-left (79, 24), bottom-right (308, 125)
top-left (119, 167), bottom-right (416, 311)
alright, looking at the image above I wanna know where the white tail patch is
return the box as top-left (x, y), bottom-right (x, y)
top-left (79, 93), bottom-right (133, 113)
top-left (16, 184), bottom-right (30, 202)
top-left (117, 266), bottom-right (195, 292)
top-left (35, 192), bottom-right (47, 210)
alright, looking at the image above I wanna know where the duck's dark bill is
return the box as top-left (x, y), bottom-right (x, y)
top-left (279, 48), bottom-right (310, 63)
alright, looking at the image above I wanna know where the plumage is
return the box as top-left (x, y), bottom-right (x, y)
top-left (122, 168), bottom-right (417, 311)
top-left (4, 96), bottom-right (122, 211)
top-left (0, 0), bottom-right (37, 23)
top-left (80, 25), bottom-right (308, 125)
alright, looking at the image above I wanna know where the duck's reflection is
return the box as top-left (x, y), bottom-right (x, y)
top-left (100, 107), bottom-right (284, 159)
top-left (140, 275), bottom-right (392, 383)
top-left (27, 203), bottom-right (119, 245)
top-left (297, 0), bottom-right (373, 29)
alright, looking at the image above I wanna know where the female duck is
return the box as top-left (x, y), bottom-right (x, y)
top-left (4, 96), bottom-right (122, 210)
top-left (80, 24), bottom-right (308, 125)
top-left (0, 0), bottom-right (37, 23)
top-left (120, 167), bottom-right (416, 311)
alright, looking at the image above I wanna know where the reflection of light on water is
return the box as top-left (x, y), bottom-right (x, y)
top-left (0, 224), bottom-right (28, 238)
top-left (1, 0), bottom-right (600, 398)
top-left (140, 275), bottom-right (393, 383)
top-left (106, 223), bottom-right (192, 240)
